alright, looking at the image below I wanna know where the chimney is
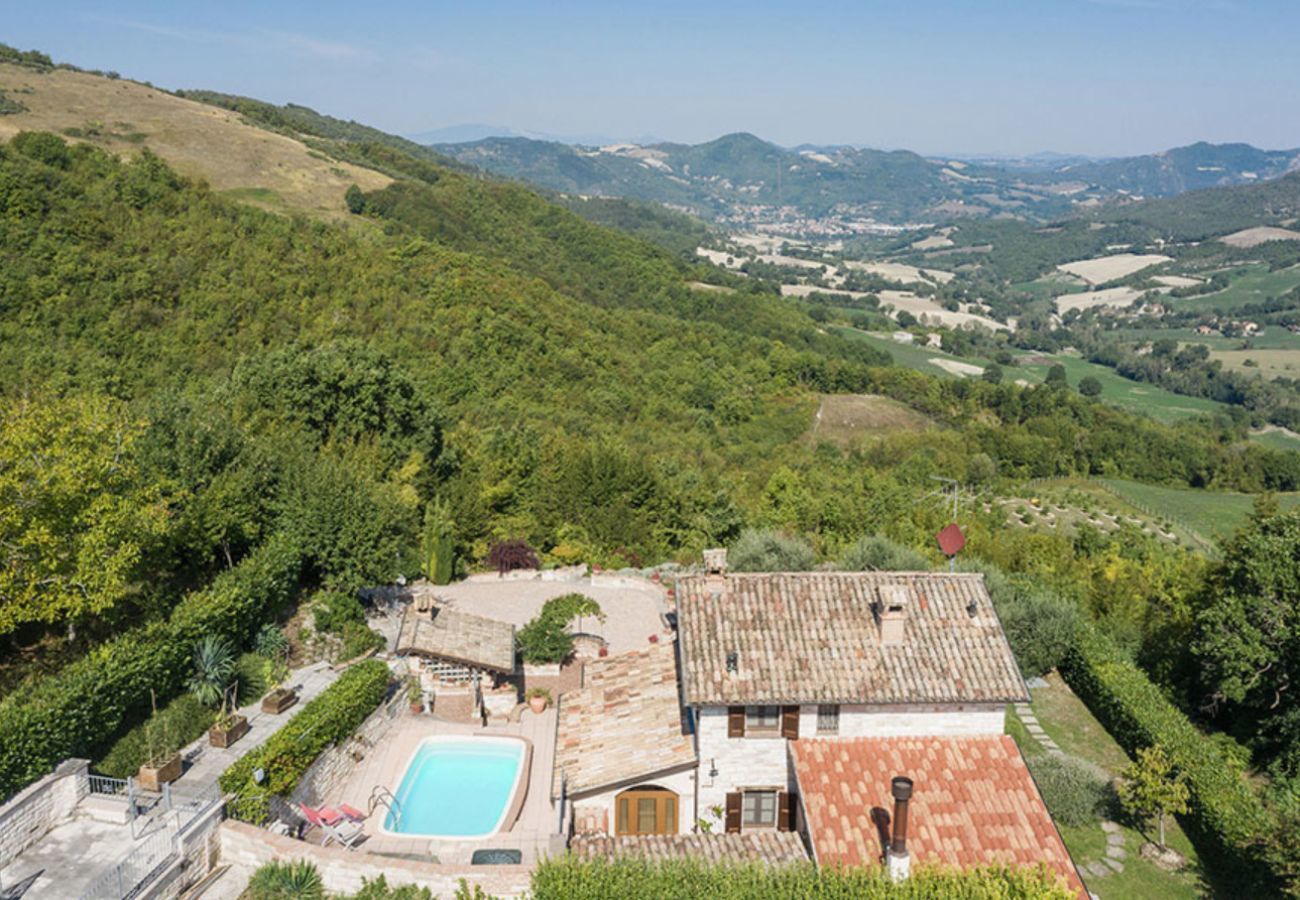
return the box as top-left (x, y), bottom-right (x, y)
top-left (878, 585), bottom-right (908, 645)
top-left (703, 548), bottom-right (727, 597)
top-left (887, 775), bottom-right (913, 882)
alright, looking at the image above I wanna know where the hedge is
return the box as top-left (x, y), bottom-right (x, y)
top-left (1060, 623), bottom-right (1278, 891)
top-left (531, 857), bottom-right (1076, 899)
top-left (0, 534), bottom-right (302, 800)
top-left (220, 659), bottom-right (390, 823)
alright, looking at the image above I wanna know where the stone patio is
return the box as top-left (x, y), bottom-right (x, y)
top-left (312, 706), bottom-right (563, 867)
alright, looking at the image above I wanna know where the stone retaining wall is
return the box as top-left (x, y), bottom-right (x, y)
top-left (0, 758), bottom-right (87, 869)
top-left (219, 821), bottom-right (532, 896)
top-left (291, 692), bottom-right (405, 809)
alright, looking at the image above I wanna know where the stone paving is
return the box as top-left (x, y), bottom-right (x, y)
top-left (1014, 700), bottom-right (1129, 885)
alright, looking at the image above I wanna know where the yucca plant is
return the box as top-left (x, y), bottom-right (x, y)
top-left (186, 635), bottom-right (236, 710)
top-left (247, 860), bottom-right (324, 899)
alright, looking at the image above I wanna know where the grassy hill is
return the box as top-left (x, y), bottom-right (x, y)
top-left (1042, 141), bottom-right (1300, 198)
top-left (0, 61), bottom-right (389, 219)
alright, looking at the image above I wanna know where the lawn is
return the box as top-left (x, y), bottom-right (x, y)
top-left (1010, 675), bottom-right (1210, 899)
top-left (1173, 263), bottom-right (1300, 313)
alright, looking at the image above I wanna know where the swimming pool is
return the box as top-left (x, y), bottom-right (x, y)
top-left (382, 736), bottom-right (529, 839)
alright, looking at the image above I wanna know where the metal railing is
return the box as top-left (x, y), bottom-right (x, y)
top-left (78, 828), bottom-right (176, 900)
top-left (87, 774), bottom-right (130, 797)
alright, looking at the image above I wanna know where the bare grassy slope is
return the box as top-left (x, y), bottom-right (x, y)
top-left (0, 63), bottom-right (389, 218)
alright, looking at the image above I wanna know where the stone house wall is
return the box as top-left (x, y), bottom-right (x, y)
top-left (0, 758), bottom-right (88, 869)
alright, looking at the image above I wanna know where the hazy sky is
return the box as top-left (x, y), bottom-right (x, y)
top-left (6, 1), bottom-right (1299, 156)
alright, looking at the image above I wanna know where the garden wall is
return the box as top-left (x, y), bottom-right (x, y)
top-left (0, 758), bottom-right (87, 870)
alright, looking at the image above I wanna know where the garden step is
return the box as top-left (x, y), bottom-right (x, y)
top-left (1106, 832), bottom-right (1125, 846)
top-left (1107, 847), bottom-right (1127, 860)
top-left (1100, 820), bottom-right (1122, 834)
top-left (1103, 857), bottom-right (1125, 873)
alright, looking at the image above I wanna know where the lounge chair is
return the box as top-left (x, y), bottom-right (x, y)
top-left (303, 802), bottom-right (366, 826)
top-left (299, 803), bottom-right (364, 849)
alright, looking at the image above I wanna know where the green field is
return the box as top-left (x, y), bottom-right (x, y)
top-left (1010, 273), bottom-right (1088, 300)
top-left (1251, 427), bottom-right (1300, 453)
top-left (1173, 263), bottom-right (1300, 313)
top-left (1098, 478), bottom-right (1300, 543)
top-left (1112, 325), bottom-right (1300, 352)
top-left (837, 328), bottom-right (1230, 424)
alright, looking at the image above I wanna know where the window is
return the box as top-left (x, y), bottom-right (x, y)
top-left (742, 790), bottom-right (778, 828)
top-left (817, 704), bottom-right (840, 735)
top-left (745, 706), bottom-right (780, 730)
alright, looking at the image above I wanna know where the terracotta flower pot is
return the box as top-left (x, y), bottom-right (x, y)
top-left (528, 695), bottom-right (547, 714)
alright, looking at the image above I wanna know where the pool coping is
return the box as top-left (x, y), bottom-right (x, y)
top-left (379, 734), bottom-right (533, 841)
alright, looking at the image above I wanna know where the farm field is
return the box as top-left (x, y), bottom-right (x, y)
top-left (1097, 477), bottom-right (1300, 543)
top-left (807, 393), bottom-right (932, 447)
top-left (1111, 326), bottom-right (1300, 351)
top-left (835, 330), bottom-right (1232, 424)
top-left (1173, 263), bottom-right (1300, 313)
top-left (1057, 253), bottom-right (1172, 285)
top-left (1208, 348), bottom-right (1300, 379)
top-left (1251, 426), bottom-right (1300, 453)
top-left (1011, 273), bottom-right (1087, 300)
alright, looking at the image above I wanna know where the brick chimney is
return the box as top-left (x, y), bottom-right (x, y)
top-left (878, 585), bottom-right (908, 646)
top-left (887, 775), bottom-right (913, 882)
top-left (703, 548), bottom-right (727, 597)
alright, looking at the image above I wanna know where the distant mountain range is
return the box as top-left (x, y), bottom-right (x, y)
top-left (427, 132), bottom-right (1300, 229)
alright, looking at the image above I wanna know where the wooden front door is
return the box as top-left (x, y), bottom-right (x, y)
top-left (615, 787), bottom-right (679, 836)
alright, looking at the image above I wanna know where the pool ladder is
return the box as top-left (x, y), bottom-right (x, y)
top-left (369, 785), bottom-right (404, 829)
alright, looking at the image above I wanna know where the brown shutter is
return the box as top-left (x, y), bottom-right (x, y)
top-left (724, 792), bottom-right (742, 833)
top-left (777, 791), bottom-right (792, 832)
top-left (781, 706), bottom-right (800, 740)
top-left (727, 706), bottom-right (745, 738)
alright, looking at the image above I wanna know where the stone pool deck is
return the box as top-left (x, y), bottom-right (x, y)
top-left (324, 705), bottom-right (563, 866)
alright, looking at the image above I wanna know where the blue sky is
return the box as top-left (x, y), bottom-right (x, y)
top-left (5, 1), bottom-right (1299, 155)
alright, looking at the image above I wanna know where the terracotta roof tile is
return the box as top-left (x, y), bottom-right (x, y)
top-left (396, 604), bottom-right (515, 672)
top-left (570, 832), bottom-right (808, 866)
top-left (791, 735), bottom-right (1086, 897)
top-left (677, 572), bottom-right (1027, 705)
top-left (552, 642), bottom-right (696, 797)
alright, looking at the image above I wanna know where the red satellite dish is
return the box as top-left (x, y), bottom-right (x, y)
top-left (936, 523), bottom-right (966, 557)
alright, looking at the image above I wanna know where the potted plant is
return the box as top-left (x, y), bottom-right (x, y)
top-left (137, 690), bottom-right (182, 791)
top-left (260, 653), bottom-right (297, 714)
top-left (407, 676), bottom-right (424, 714)
top-left (187, 636), bottom-right (249, 748)
top-left (526, 687), bottom-right (551, 714)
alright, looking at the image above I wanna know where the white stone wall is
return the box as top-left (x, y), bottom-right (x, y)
top-left (695, 704), bottom-right (1005, 822)
top-left (0, 758), bottom-right (88, 869)
top-left (292, 693), bottom-right (404, 808)
top-left (570, 766), bottom-right (697, 836)
top-left (219, 821), bottom-right (532, 897)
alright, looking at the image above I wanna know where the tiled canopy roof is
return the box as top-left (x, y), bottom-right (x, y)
top-left (676, 572), bottom-right (1027, 705)
top-left (395, 605), bottom-right (515, 673)
top-left (792, 736), bottom-right (1085, 897)
top-left (552, 641), bottom-right (696, 798)
top-left (570, 832), bottom-right (808, 866)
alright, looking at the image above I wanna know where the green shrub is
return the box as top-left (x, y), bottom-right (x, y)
top-left (1026, 752), bottom-right (1111, 826)
top-left (247, 860), bottom-right (324, 899)
top-left (254, 623), bottom-right (290, 659)
top-left (351, 876), bottom-right (434, 899)
top-left (517, 593), bottom-right (603, 665)
top-left (530, 857), bottom-right (1076, 899)
top-left (312, 590), bottom-right (365, 635)
top-left (235, 652), bottom-right (269, 701)
top-left (220, 659), bottom-right (389, 823)
top-left (339, 622), bottom-right (386, 660)
top-left (1061, 623), bottom-right (1281, 892)
top-left (95, 693), bottom-right (213, 778)
top-left (727, 528), bottom-right (814, 572)
top-left (0, 534), bottom-right (302, 800)
top-left (837, 534), bottom-right (928, 571)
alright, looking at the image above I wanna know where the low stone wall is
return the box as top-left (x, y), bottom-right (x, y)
top-left (138, 797), bottom-right (226, 900)
top-left (219, 821), bottom-right (532, 896)
top-left (291, 692), bottom-right (405, 809)
top-left (0, 758), bottom-right (87, 869)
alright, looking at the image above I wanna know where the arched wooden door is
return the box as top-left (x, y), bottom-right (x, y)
top-left (615, 786), bottom-right (679, 836)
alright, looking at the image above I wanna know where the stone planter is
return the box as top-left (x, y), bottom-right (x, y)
top-left (261, 688), bottom-right (298, 715)
top-left (528, 695), bottom-right (548, 714)
top-left (208, 714), bottom-right (250, 748)
top-left (137, 752), bottom-right (182, 791)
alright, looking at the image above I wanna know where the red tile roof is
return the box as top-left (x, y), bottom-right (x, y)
top-left (791, 735), bottom-right (1085, 897)
top-left (676, 572), bottom-right (1027, 705)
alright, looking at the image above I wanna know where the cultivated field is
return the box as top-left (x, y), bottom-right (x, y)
top-left (0, 63), bottom-right (390, 220)
top-left (1208, 348), bottom-right (1300, 379)
top-left (879, 290), bottom-right (1006, 331)
top-left (844, 259), bottom-right (954, 284)
top-left (1175, 264), bottom-right (1300, 312)
top-left (1055, 285), bottom-right (1146, 314)
top-left (1219, 226), bottom-right (1300, 248)
top-left (808, 394), bottom-right (932, 446)
top-left (1098, 478), bottom-right (1300, 544)
top-left (1057, 253), bottom-right (1171, 285)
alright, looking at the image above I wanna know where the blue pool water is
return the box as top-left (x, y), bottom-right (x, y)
top-left (385, 738), bottom-right (525, 837)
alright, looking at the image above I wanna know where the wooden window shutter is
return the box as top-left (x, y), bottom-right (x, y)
top-left (781, 706), bottom-right (800, 740)
top-left (727, 706), bottom-right (745, 738)
top-left (774, 790), bottom-right (795, 832)
top-left (724, 792), bottom-right (742, 833)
